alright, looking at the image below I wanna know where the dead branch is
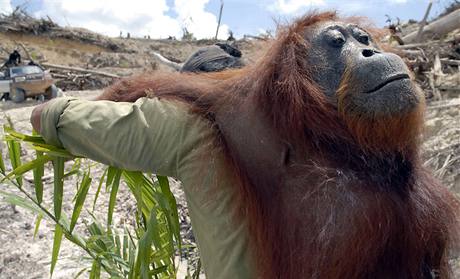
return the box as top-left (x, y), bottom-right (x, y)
top-left (51, 73), bottom-right (69, 79)
top-left (41, 62), bottom-right (120, 78)
top-left (440, 59), bottom-right (460, 66)
top-left (427, 102), bottom-right (460, 110)
top-left (400, 49), bottom-right (424, 57)
top-left (396, 42), bottom-right (434, 49)
top-left (151, 52), bottom-right (182, 71)
top-left (243, 34), bottom-right (269, 41)
top-left (415, 1), bottom-right (433, 42)
top-left (402, 9), bottom-right (460, 43)
top-left (215, 0), bottom-right (224, 40)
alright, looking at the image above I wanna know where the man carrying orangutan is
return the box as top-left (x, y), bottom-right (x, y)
top-left (31, 12), bottom-right (459, 279)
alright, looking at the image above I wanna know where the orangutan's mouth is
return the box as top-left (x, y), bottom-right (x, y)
top-left (365, 73), bottom-right (410, 94)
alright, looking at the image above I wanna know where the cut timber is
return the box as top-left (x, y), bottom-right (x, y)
top-left (441, 59), bottom-right (460, 66)
top-left (396, 42), bottom-right (433, 49)
top-left (402, 9), bottom-right (460, 44)
top-left (215, 0), bottom-right (224, 40)
top-left (427, 99), bottom-right (460, 110)
top-left (400, 49), bottom-right (424, 57)
top-left (415, 1), bottom-right (433, 42)
top-left (41, 63), bottom-right (120, 78)
top-left (152, 52), bottom-right (182, 71)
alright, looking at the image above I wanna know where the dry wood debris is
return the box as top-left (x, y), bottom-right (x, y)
top-left (386, 4), bottom-right (460, 100)
top-left (0, 7), bottom-right (127, 52)
top-left (384, 3), bottom-right (460, 200)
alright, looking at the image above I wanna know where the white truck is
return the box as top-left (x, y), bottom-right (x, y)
top-left (0, 65), bottom-right (58, 103)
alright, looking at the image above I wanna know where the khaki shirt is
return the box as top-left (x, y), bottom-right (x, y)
top-left (40, 97), bottom-right (254, 279)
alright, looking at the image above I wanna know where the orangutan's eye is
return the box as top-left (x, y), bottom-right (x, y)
top-left (351, 27), bottom-right (371, 45)
top-left (332, 36), bottom-right (346, 47)
top-left (326, 30), bottom-right (346, 48)
top-left (358, 34), bottom-right (370, 45)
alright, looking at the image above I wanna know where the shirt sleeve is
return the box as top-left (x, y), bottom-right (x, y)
top-left (39, 96), bottom-right (205, 178)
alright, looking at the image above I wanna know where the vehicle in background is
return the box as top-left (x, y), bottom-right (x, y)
top-left (0, 65), bottom-right (58, 103)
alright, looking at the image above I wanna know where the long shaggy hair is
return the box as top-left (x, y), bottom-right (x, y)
top-left (98, 12), bottom-right (459, 279)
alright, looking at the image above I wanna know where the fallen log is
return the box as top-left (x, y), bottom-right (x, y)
top-left (437, 86), bottom-right (460, 91)
top-left (402, 9), bottom-right (460, 44)
top-left (41, 62), bottom-right (120, 78)
top-left (440, 59), bottom-right (460, 66)
top-left (396, 42), bottom-right (433, 49)
top-left (243, 34), bottom-right (270, 41)
top-left (427, 100), bottom-right (460, 110)
top-left (415, 0), bottom-right (433, 42)
top-left (50, 73), bottom-right (69, 79)
top-left (152, 52), bottom-right (182, 71)
top-left (400, 49), bottom-right (424, 57)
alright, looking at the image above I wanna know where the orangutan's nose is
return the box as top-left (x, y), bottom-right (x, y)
top-left (362, 49), bottom-right (376, 58)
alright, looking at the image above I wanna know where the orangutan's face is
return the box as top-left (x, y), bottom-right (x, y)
top-left (305, 22), bottom-right (423, 117)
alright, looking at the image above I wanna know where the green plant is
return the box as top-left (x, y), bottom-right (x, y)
top-left (0, 126), bottom-right (200, 279)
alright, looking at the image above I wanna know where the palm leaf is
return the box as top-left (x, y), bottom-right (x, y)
top-left (53, 157), bottom-right (65, 220)
top-left (6, 138), bottom-right (22, 186)
top-left (0, 190), bottom-right (44, 215)
top-left (0, 146), bottom-right (6, 174)
top-left (33, 150), bottom-right (45, 204)
top-left (89, 259), bottom-right (101, 279)
top-left (0, 128), bottom-right (195, 278)
top-left (92, 168), bottom-right (107, 212)
top-left (32, 130), bottom-right (45, 203)
top-left (107, 168), bottom-right (122, 228)
top-left (70, 171), bottom-right (92, 232)
top-left (33, 214), bottom-right (43, 239)
top-left (157, 175), bottom-right (181, 252)
top-left (1, 155), bottom-right (52, 184)
top-left (50, 224), bottom-right (64, 276)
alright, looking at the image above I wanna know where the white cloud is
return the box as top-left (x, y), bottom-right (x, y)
top-left (269, 0), bottom-right (325, 15)
top-left (388, 0), bottom-right (408, 3)
top-left (35, 0), bottom-right (227, 39)
top-left (0, 0), bottom-right (12, 14)
top-left (174, 0), bottom-right (229, 40)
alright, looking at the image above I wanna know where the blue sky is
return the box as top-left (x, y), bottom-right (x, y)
top-left (0, 0), bottom-right (456, 39)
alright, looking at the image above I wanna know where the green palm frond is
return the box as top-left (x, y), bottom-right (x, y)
top-left (0, 127), bottom-right (192, 279)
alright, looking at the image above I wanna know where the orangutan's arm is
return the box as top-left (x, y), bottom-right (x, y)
top-left (34, 97), bottom-right (204, 178)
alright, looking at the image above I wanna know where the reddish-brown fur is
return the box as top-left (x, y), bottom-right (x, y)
top-left (98, 12), bottom-right (459, 278)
